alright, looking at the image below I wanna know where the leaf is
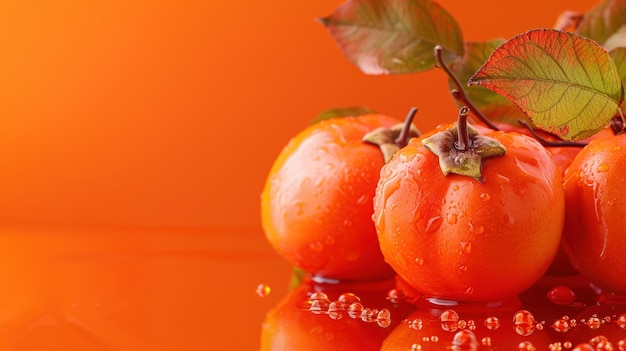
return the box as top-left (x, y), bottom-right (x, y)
top-left (468, 29), bottom-right (624, 141)
top-left (310, 106), bottom-right (377, 125)
top-left (610, 47), bottom-right (626, 88)
top-left (449, 40), bottom-right (528, 125)
top-left (320, 0), bottom-right (464, 75)
top-left (603, 25), bottom-right (626, 52)
top-left (577, 0), bottom-right (626, 47)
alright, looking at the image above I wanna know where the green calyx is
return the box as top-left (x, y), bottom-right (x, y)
top-left (421, 115), bottom-right (506, 183)
top-left (363, 107), bottom-right (421, 163)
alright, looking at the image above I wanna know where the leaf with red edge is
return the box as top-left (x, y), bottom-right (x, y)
top-left (449, 40), bottom-right (528, 125)
top-left (320, 0), bottom-right (464, 75)
top-left (610, 47), bottom-right (626, 88)
top-left (577, 0), bottom-right (626, 47)
top-left (468, 29), bottom-right (624, 141)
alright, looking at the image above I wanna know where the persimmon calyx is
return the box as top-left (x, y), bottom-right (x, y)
top-left (421, 124), bottom-right (506, 183)
top-left (363, 108), bottom-right (421, 163)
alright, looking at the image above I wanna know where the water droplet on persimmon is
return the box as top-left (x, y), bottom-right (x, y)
top-left (361, 308), bottom-right (376, 323)
top-left (386, 288), bottom-right (405, 303)
top-left (617, 314), bottom-right (626, 329)
top-left (425, 216), bottom-right (443, 233)
top-left (586, 315), bottom-right (601, 329)
top-left (411, 344), bottom-right (422, 351)
top-left (409, 318), bottom-right (424, 330)
top-left (547, 286), bottom-right (576, 305)
top-left (328, 301), bottom-right (343, 320)
top-left (415, 257), bottom-right (424, 266)
top-left (460, 241), bottom-right (472, 254)
top-left (518, 341), bottom-right (537, 351)
top-left (309, 299), bottom-right (330, 314)
top-left (377, 309), bottom-right (392, 328)
top-left (256, 283), bottom-right (271, 297)
top-left (597, 164), bottom-right (609, 172)
top-left (447, 212), bottom-right (458, 225)
top-left (551, 317), bottom-right (571, 333)
top-left (338, 292), bottom-right (360, 307)
top-left (480, 192), bottom-right (490, 201)
top-left (347, 302), bottom-right (364, 319)
top-left (451, 330), bottom-right (478, 351)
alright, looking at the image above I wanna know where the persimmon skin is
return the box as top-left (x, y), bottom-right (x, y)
top-left (261, 114), bottom-right (400, 281)
top-left (373, 130), bottom-right (564, 302)
top-left (562, 134), bottom-right (626, 293)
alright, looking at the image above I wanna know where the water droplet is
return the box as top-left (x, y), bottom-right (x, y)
top-left (551, 316), bottom-right (571, 333)
top-left (617, 314), bottom-right (626, 329)
top-left (356, 194), bottom-right (368, 205)
top-left (328, 301), bottom-right (343, 320)
top-left (360, 308), bottom-right (376, 323)
top-left (618, 339), bottom-right (626, 351)
top-left (597, 163), bottom-right (609, 172)
top-left (425, 216), bottom-right (443, 233)
top-left (460, 241), bottom-right (472, 254)
top-left (411, 344), bottom-right (422, 351)
top-left (546, 286), bottom-right (576, 305)
top-left (256, 283), bottom-right (271, 297)
top-left (481, 337), bottom-right (492, 347)
top-left (386, 288), bottom-right (405, 303)
top-left (451, 330), bottom-right (478, 351)
top-left (377, 309), bottom-right (392, 328)
top-left (338, 292), bottom-right (361, 306)
top-left (430, 336), bottom-right (439, 342)
top-left (496, 174), bottom-right (510, 184)
top-left (446, 212), bottom-right (458, 225)
top-left (563, 341), bottom-right (572, 349)
top-left (309, 291), bottom-right (330, 302)
top-left (484, 316), bottom-right (501, 330)
top-left (452, 184), bottom-right (460, 191)
top-left (513, 310), bottom-right (536, 336)
top-left (409, 318), bottom-right (424, 330)
top-left (440, 309), bottom-right (460, 332)
top-left (347, 302), bottom-right (364, 319)
top-left (309, 299), bottom-right (330, 314)
top-left (463, 287), bottom-right (474, 295)
top-left (518, 341), bottom-right (537, 351)
top-left (459, 265), bottom-right (468, 272)
top-left (585, 315), bottom-right (601, 329)
top-left (572, 343), bottom-right (594, 351)
top-left (480, 192), bottom-right (491, 201)
top-left (469, 223), bottom-right (484, 234)
top-left (415, 257), bottom-right (424, 266)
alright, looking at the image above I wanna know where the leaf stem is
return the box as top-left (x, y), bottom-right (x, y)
top-left (433, 45), bottom-right (499, 131)
top-left (395, 107), bottom-right (420, 148)
top-left (456, 106), bottom-right (471, 151)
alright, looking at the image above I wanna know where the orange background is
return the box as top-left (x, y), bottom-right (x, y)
top-left (0, 0), bottom-right (600, 349)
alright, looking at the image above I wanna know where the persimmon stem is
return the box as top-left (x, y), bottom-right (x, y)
top-left (455, 106), bottom-right (471, 151)
top-left (611, 108), bottom-right (625, 135)
top-left (433, 45), bottom-right (499, 131)
top-left (395, 107), bottom-right (420, 148)
top-left (516, 119), bottom-right (587, 147)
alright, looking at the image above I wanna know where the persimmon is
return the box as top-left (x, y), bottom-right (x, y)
top-left (373, 107), bottom-right (564, 302)
top-left (562, 133), bottom-right (626, 294)
top-left (261, 113), bottom-right (408, 281)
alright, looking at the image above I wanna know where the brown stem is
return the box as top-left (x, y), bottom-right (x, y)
top-left (395, 107), bottom-right (419, 148)
top-left (455, 106), bottom-right (471, 151)
top-left (517, 119), bottom-right (587, 147)
top-left (611, 108), bottom-right (625, 135)
top-left (433, 45), bottom-right (499, 131)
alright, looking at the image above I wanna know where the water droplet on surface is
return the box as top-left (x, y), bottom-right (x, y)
top-left (518, 340), bottom-right (537, 351)
top-left (563, 341), bottom-right (572, 349)
top-left (585, 315), bottom-right (601, 329)
top-left (459, 265), bottom-right (468, 272)
top-left (338, 292), bottom-right (360, 307)
top-left (347, 302), bottom-right (364, 319)
top-left (309, 299), bottom-right (330, 314)
top-left (440, 309), bottom-right (460, 332)
top-left (481, 337), bottom-right (492, 347)
top-left (513, 310), bottom-right (536, 336)
top-left (256, 283), bottom-right (271, 297)
top-left (425, 216), bottom-right (443, 233)
top-left (597, 163), bottom-right (609, 172)
top-left (409, 318), bottom-right (424, 330)
top-left (309, 291), bottom-right (330, 302)
top-left (547, 286), bottom-right (576, 305)
top-left (452, 184), bottom-right (460, 191)
top-left (451, 329), bottom-right (478, 351)
top-left (328, 301), bottom-right (343, 320)
top-left (415, 257), bottom-right (424, 266)
top-left (551, 316), bottom-right (571, 333)
top-left (483, 316), bottom-right (500, 330)
top-left (410, 343), bottom-right (422, 351)
top-left (377, 308), bottom-right (392, 328)
top-left (360, 308), bottom-right (376, 323)
top-left (617, 314), bottom-right (626, 329)
top-left (480, 192), bottom-right (490, 201)
top-left (460, 241), bottom-right (472, 254)
top-left (386, 288), bottom-right (405, 303)
top-left (447, 212), bottom-right (458, 225)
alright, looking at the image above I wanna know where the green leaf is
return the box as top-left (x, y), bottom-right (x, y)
top-left (449, 40), bottom-right (528, 125)
top-left (468, 29), bottom-right (624, 141)
top-left (320, 0), bottom-right (464, 75)
top-left (310, 106), bottom-right (377, 125)
top-left (610, 47), bottom-right (626, 88)
top-left (577, 0), bottom-right (626, 47)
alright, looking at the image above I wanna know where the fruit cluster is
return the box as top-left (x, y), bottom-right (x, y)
top-left (261, 0), bottom-right (626, 308)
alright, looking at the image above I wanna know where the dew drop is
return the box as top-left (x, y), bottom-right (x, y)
top-left (447, 212), bottom-right (458, 225)
top-left (551, 316), bottom-right (571, 333)
top-left (563, 341), bottom-right (572, 349)
top-left (480, 192), bottom-right (491, 201)
top-left (513, 310), bottom-right (536, 336)
top-left (386, 288), bottom-right (405, 303)
top-left (586, 315), bottom-right (601, 329)
top-left (518, 341), bottom-right (537, 351)
top-left (356, 194), bottom-right (368, 205)
top-left (453, 184), bottom-right (460, 191)
top-left (618, 339), bottom-right (626, 351)
top-left (347, 302), bottom-right (364, 319)
top-left (360, 308), bottom-right (377, 323)
top-left (484, 316), bottom-right (501, 330)
top-left (425, 216), bottom-right (443, 233)
top-left (338, 292), bottom-right (361, 308)
top-left (597, 164), bottom-right (609, 172)
top-left (547, 286), bottom-right (576, 305)
top-left (256, 283), bottom-right (271, 297)
top-left (617, 314), bottom-right (626, 329)
top-left (460, 241), bottom-right (472, 254)
top-left (572, 343), bottom-right (595, 351)
top-left (459, 265), bottom-right (468, 272)
top-left (409, 318), bottom-right (424, 330)
top-left (430, 336), bottom-right (439, 342)
top-left (309, 299), bottom-right (330, 315)
top-left (411, 344), bottom-right (422, 351)
top-left (377, 308), bottom-right (392, 328)
top-left (451, 329), bottom-right (478, 351)
top-left (309, 291), bottom-right (330, 302)
top-left (481, 337), bottom-right (492, 347)
top-left (440, 309), bottom-right (460, 332)
top-left (328, 301), bottom-right (344, 320)
top-left (415, 257), bottom-right (424, 266)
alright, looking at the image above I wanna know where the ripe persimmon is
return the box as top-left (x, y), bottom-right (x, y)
top-left (562, 133), bottom-right (626, 294)
top-left (261, 114), bottom-right (403, 281)
top-left (373, 110), bottom-right (564, 302)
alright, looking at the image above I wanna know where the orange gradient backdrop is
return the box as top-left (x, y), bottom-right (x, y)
top-left (0, 0), bottom-right (600, 349)
top-left (0, 0), bottom-right (598, 233)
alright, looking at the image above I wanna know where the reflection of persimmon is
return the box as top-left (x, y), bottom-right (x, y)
top-left (260, 276), bottom-right (414, 351)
